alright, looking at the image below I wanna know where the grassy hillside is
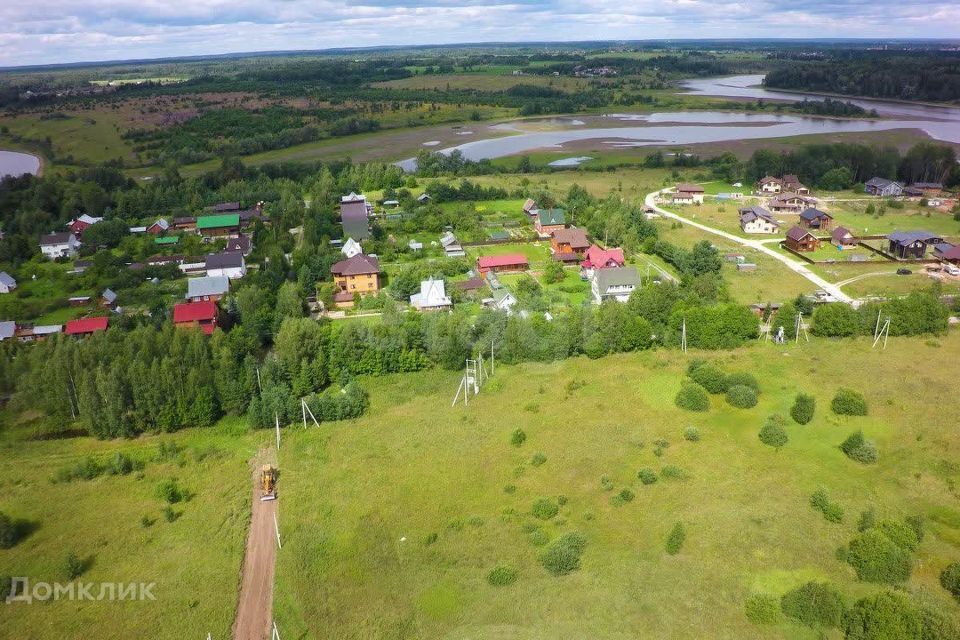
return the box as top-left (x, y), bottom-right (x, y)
top-left (273, 333), bottom-right (960, 639)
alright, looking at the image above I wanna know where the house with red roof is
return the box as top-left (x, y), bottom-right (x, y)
top-left (64, 316), bottom-right (109, 337)
top-left (477, 254), bottom-right (529, 274)
top-left (173, 301), bottom-right (219, 335)
top-left (580, 245), bottom-right (625, 278)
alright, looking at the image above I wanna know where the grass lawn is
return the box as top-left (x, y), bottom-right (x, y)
top-left (819, 201), bottom-right (960, 240)
top-left (272, 333), bottom-right (960, 639)
top-left (0, 417), bottom-right (266, 640)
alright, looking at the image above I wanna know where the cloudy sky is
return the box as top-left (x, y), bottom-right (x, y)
top-left (2, 0), bottom-right (959, 67)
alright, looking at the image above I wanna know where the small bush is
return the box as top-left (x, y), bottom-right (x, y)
top-left (140, 515), bottom-right (154, 528)
top-left (810, 488), bottom-right (844, 523)
top-left (675, 382), bottom-right (710, 412)
top-left (683, 426), bottom-right (701, 442)
top-left (610, 488), bottom-right (635, 506)
top-left (940, 562), bottom-right (960, 602)
top-left (905, 515), bottom-right (924, 543)
top-left (531, 498), bottom-right (559, 520)
top-left (758, 417), bottom-right (788, 450)
top-left (556, 495), bottom-right (568, 507)
top-left (64, 552), bottom-right (84, 580)
top-left (487, 566), bottom-right (518, 587)
top-left (726, 384), bottom-right (758, 409)
top-left (424, 532), bottom-right (438, 546)
top-left (921, 606), bottom-right (960, 640)
top-left (690, 365), bottom-right (729, 394)
top-left (162, 506), bottom-right (179, 523)
top-left (780, 581), bottom-right (845, 628)
top-left (0, 511), bottom-right (19, 549)
top-left (156, 478), bottom-right (185, 504)
top-left (846, 529), bottom-right (913, 584)
top-left (661, 465), bottom-right (686, 480)
top-left (832, 388), bottom-right (868, 416)
top-left (790, 393), bottom-right (816, 424)
top-left (539, 532), bottom-right (587, 576)
top-left (841, 430), bottom-right (878, 464)
top-left (528, 528), bottom-right (549, 547)
top-left (638, 468), bottom-right (658, 485)
top-left (510, 428), bottom-right (527, 447)
top-left (600, 476), bottom-right (614, 491)
top-left (108, 452), bottom-right (135, 475)
top-left (875, 520), bottom-right (920, 552)
top-left (727, 372), bottom-right (760, 393)
top-left (858, 508), bottom-right (876, 532)
top-left (745, 594), bottom-right (782, 626)
top-left (665, 522), bottom-right (686, 555)
top-left (686, 358), bottom-right (707, 375)
top-left (530, 453), bottom-right (547, 467)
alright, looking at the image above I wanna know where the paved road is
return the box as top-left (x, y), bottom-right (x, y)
top-left (232, 463), bottom-right (277, 640)
top-left (645, 189), bottom-right (854, 304)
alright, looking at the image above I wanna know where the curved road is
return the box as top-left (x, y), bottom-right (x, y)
top-left (644, 189), bottom-right (854, 304)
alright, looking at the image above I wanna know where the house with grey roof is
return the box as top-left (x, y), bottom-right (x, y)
top-left (410, 278), bottom-right (452, 311)
top-left (738, 206), bottom-right (779, 234)
top-left (0, 321), bottom-right (15, 341)
top-left (205, 252), bottom-right (246, 279)
top-left (40, 232), bottom-right (80, 259)
top-left (865, 178), bottom-right (903, 197)
top-left (0, 271), bottom-right (16, 294)
top-left (187, 276), bottom-right (230, 302)
top-left (591, 266), bottom-right (640, 303)
top-left (887, 230), bottom-right (943, 259)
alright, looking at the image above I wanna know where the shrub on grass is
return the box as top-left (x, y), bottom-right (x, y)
top-left (841, 430), bottom-right (879, 464)
top-left (780, 581), bottom-right (845, 628)
top-left (675, 382), bottom-right (710, 412)
top-left (920, 606), bottom-right (960, 640)
top-left (759, 417), bottom-right (788, 451)
top-left (683, 426), bottom-right (701, 442)
top-left (530, 453), bottom-right (547, 467)
top-left (661, 465), bottom-right (687, 480)
top-left (108, 452), bottom-right (135, 475)
top-left (686, 358), bottom-right (707, 375)
top-left (665, 522), bottom-right (686, 555)
top-left (858, 508), bottom-right (876, 532)
top-left (424, 532), bottom-right (439, 546)
top-left (745, 594), bottom-right (782, 626)
top-left (638, 468), bottom-right (658, 485)
top-left (690, 364), bottom-right (729, 394)
top-left (810, 488), bottom-right (844, 523)
top-left (875, 520), bottom-right (920, 553)
top-left (844, 591), bottom-right (921, 640)
top-left (487, 566), bottom-right (518, 587)
top-left (539, 532), bottom-right (587, 576)
top-left (610, 488), bottom-right (635, 506)
top-left (531, 498), bottom-right (559, 520)
top-left (162, 506), bottom-right (179, 523)
top-left (727, 372), bottom-right (760, 393)
top-left (846, 529), bottom-right (913, 584)
top-left (503, 484), bottom-right (516, 495)
top-left (726, 384), bottom-right (758, 409)
top-left (0, 511), bottom-right (19, 549)
top-left (528, 528), bottom-right (549, 547)
top-left (832, 388), bottom-right (868, 416)
top-left (156, 478), bottom-right (185, 504)
top-left (904, 515), bottom-right (924, 543)
top-left (600, 476), bottom-right (614, 491)
top-left (64, 552), bottom-right (84, 580)
top-left (140, 515), bottom-right (154, 528)
top-left (940, 562), bottom-right (960, 602)
top-left (511, 428), bottom-right (526, 447)
top-left (791, 393), bottom-right (816, 425)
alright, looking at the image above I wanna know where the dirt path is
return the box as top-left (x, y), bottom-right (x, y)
top-left (232, 457), bottom-right (278, 640)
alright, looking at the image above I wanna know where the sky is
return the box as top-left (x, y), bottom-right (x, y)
top-left (2, 0), bottom-right (960, 67)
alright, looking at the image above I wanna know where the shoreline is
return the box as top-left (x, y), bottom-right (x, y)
top-left (0, 145), bottom-right (45, 177)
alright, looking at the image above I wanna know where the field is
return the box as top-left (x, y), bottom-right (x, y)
top-left (0, 417), bottom-right (267, 639)
top-left (271, 333), bottom-right (960, 639)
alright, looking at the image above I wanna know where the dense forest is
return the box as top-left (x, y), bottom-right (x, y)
top-left (764, 52), bottom-right (960, 103)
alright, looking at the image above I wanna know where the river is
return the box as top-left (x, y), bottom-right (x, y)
top-left (0, 150), bottom-right (41, 178)
top-left (397, 75), bottom-right (960, 170)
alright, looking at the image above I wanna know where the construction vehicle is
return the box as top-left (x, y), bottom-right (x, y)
top-left (260, 465), bottom-right (277, 501)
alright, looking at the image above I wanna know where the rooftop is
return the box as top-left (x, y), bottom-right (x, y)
top-left (196, 214), bottom-right (240, 230)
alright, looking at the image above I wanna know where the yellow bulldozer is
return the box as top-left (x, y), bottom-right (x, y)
top-left (260, 464), bottom-right (277, 501)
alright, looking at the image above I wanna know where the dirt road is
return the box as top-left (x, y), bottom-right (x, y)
top-left (232, 466), bottom-right (277, 640)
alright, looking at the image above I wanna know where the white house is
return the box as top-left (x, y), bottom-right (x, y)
top-left (756, 176), bottom-right (782, 194)
top-left (40, 232), bottom-right (80, 259)
top-left (205, 252), bottom-right (246, 279)
top-left (738, 206), bottom-right (780, 234)
top-left (410, 278), bottom-right (452, 311)
top-left (341, 237), bottom-right (363, 259)
top-left (591, 266), bottom-right (640, 303)
top-left (0, 271), bottom-right (16, 294)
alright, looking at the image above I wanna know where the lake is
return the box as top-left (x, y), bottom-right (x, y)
top-left (0, 150), bottom-right (41, 178)
top-left (397, 75), bottom-right (960, 170)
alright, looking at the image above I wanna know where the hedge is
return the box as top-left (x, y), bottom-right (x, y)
top-left (726, 384), bottom-right (758, 409)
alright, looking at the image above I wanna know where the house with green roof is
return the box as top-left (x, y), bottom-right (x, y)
top-left (154, 236), bottom-right (180, 245)
top-left (196, 214), bottom-right (240, 238)
top-left (533, 208), bottom-right (566, 237)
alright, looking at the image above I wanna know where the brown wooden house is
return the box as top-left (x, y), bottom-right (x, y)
top-left (785, 226), bottom-right (820, 252)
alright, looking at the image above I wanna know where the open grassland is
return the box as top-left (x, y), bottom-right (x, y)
top-left (272, 333), bottom-right (960, 639)
top-left (372, 73), bottom-right (593, 92)
top-left (0, 418), bottom-right (265, 640)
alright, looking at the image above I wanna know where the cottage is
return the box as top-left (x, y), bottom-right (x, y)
top-left (675, 184), bottom-right (704, 204)
top-left (209, 202), bottom-right (241, 213)
top-left (591, 266), bottom-right (640, 303)
top-left (935, 244), bottom-right (960, 265)
top-left (477, 254), bottom-right (529, 274)
top-left (340, 193), bottom-right (372, 241)
top-left (187, 276), bottom-right (230, 302)
top-left (769, 193), bottom-right (814, 213)
top-left (417, 193), bottom-right (431, 203)
top-left (456, 277), bottom-right (486, 292)
top-left (238, 206), bottom-right (269, 228)
top-left (101, 288), bottom-right (118, 308)
top-left (439, 232), bottom-right (465, 257)
top-left (831, 226), bottom-right (858, 248)
top-left (205, 252), bottom-right (246, 279)
top-left (798, 208), bottom-right (833, 231)
top-left (40, 232), bottom-right (80, 259)
top-left (886, 230), bottom-right (943, 259)
top-left (533, 208), bottom-right (566, 237)
top-left (65, 316), bottom-right (109, 337)
top-left (172, 216), bottom-right (197, 231)
top-left (756, 176), bottom-right (782, 194)
top-left (341, 237), bottom-right (363, 259)
top-left (784, 226), bottom-right (820, 252)
top-left (487, 287), bottom-right (518, 312)
top-left (550, 227), bottom-right (590, 257)
top-left (147, 219), bottom-right (170, 235)
top-left (225, 234), bottom-right (252, 256)
top-left (522, 198), bottom-right (538, 215)
top-left (67, 214), bottom-right (102, 236)
top-left (331, 254), bottom-right (381, 304)
top-left (782, 175), bottom-right (809, 195)
top-left (865, 178), bottom-right (903, 197)
top-left (196, 214), bottom-right (241, 239)
top-left (738, 206), bottom-right (780, 234)
top-left (15, 324), bottom-right (62, 342)
top-left (0, 321), bottom-right (14, 341)
top-left (173, 301), bottom-right (219, 335)
top-left (410, 278), bottom-right (452, 311)
top-left (910, 182), bottom-right (943, 196)
top-left (580, 245), bottom-right (626, 279)
top-left (0, 271), bottom-right (16, 294)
